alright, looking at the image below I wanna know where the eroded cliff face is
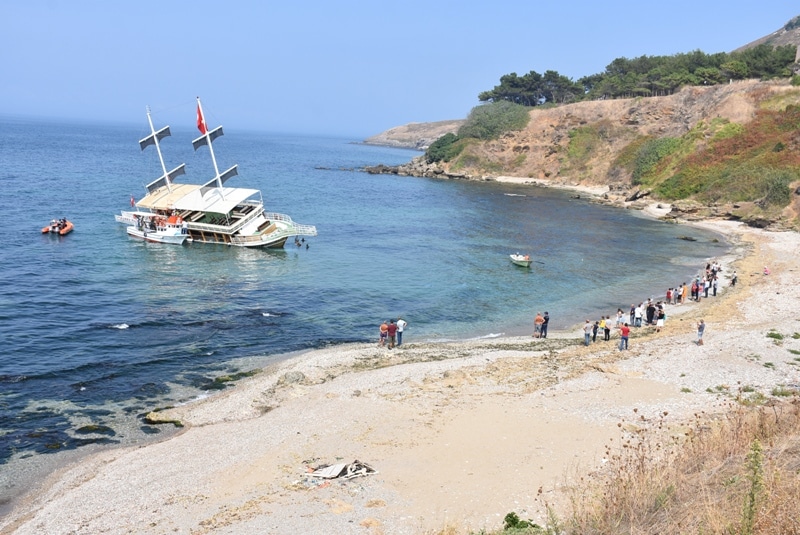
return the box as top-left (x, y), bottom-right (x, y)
top-left (366, 80), bottom-right (800, 228)
top-left (447, 80), bottom-right (799, 187)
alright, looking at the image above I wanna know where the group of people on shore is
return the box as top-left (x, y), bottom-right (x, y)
top-left (537, 258), bottom-right (732, 350)
top-left (379, 317), bottom-right (407, 349)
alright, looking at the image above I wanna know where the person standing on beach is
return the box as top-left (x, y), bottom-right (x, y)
top-left (655, 306), bottom-right (665, 332)
top-left (696, 319), bottom-right (705, 345)
top-left (681, 283), bottom-right (688, 304)
top-left (731, 271), bottom-right (737, 287)
top-left (592, 320), bottom-right (599, 342)
top-left (396, 316), bottom-right (407, 346)
top-left (646, 301), bottom-right (656, 325)
top-left (629, 304), bottom-right (635, 325)
top-left (634, 304), bottom-right (643, 327)
top-left (541, 311), bottom-right (550, 338)
top-left (533, 312), bottom-right (544, 338)
top-left (619, 322), bottom-right (630, 350)
top-left (583, 320), bottom-right (593, 346)
top-left (387, 319), bottom-right (398, 349)
top-left (604, 316), bottom-right (611, 341)
top-left (379, 320), bottom-right (388, 347)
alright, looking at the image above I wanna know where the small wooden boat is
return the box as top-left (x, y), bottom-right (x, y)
top-left (42, 219), bottom-right (74, 236)
top-left (510, 253), bottom-right (532, 267)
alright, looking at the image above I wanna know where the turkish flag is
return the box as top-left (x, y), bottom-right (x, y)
top-left (196, 104), bottom-right (207, 135)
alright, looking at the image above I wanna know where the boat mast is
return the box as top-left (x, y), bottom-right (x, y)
top-left (146, 106), bottom-right (173, 193)
top-left (196, 97), bottom-right (223, 189)
top-left (139, 107), bottom-right (186, 196)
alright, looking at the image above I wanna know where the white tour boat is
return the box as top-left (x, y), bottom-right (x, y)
top-left (118, 98), bottom-right (316, 248)
top-left (126, 213), bottom-right (189, 245)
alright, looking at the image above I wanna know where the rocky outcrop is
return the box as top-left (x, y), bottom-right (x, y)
top-left (363, 120), bottom-right (463, 150)
top-left (365, 156), bottom-right (484, 180)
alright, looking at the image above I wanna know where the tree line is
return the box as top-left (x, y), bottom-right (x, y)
top-left (478, 44), bottom-right (799, 106)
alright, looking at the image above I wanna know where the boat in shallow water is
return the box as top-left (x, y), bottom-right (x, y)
top-left (117, 98), bottom-right (316, 248)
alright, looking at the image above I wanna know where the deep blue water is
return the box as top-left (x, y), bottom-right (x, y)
top-left (0, 116), bottom-right (727, 505)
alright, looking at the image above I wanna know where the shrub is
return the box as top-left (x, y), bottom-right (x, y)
top-left (760, 169), bottom-right (794, 207)
top-left (425, 133), bottom-right (463, 163)
top-left (458, 101), bottom-right (530, 141)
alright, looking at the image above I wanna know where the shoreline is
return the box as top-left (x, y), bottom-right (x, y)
top-left (5, 216), bottom-right (799, 534)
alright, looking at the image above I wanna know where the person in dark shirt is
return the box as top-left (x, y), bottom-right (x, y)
top-left (387, 320), bottom-right (398, 349)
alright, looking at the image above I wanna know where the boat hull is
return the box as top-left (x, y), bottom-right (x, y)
top-left (126, 226), bottom-right (188, 245)
top-left (510, 254), bottom-right (532, 268)
top-left (42, 221), bottom-right (74, 235)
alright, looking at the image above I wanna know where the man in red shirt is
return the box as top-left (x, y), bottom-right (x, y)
top-left (387, 320), bottom-right (398, 349)
top-left (619, 323), bottom-right (630, 350)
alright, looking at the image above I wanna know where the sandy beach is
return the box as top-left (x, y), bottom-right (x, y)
top-left (3, 214), bottom-right (800, 534)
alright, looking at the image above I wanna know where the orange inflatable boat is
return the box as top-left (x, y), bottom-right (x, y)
top-left (42, 219), bottom-right (74, 235)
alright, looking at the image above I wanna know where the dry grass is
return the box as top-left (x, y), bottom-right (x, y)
top-left (565, 397), bottom-right (800, 535)
top-left (426, 397), bottom-right (800, 535)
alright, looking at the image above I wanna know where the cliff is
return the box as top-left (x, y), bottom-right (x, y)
top-left (366, 80), bottom-right (800, 229)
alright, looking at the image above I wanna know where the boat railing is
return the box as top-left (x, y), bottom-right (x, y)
top-left (262, 213), bottom-right (317, 237)
top-left (188, 206), bottom-right (262, 234)
top-left (229, 216), bottom-right (317, 246)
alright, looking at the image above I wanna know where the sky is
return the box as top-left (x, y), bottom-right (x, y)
top-left (1, 2), bottom-right (798, 138)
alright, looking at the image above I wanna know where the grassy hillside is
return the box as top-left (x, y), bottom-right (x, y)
top-left (435, 81), bottom-right (800, 228)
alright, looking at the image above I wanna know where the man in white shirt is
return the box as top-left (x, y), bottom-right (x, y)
top-left (396, 317), bottom-right (408, 346)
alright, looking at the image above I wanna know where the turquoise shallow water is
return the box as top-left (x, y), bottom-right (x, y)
top-left (0, 116), bottom-right (728, 504)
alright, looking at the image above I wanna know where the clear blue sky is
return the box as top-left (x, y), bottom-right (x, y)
top-left (1, 2), bottom-right (797, 137)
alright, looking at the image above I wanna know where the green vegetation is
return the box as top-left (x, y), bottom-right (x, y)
top-left (425, 133), bottom-right (465, 163)
top-left (766, 331), bottom-right (784, 340)
top-left (630, 137), bottom-right (683, 185)
top-left (458, 101), bottom-right (530, 141)
top-left (479, 45), bottom-right (797, 106)
top-left (741, 439), bottom-right (765, 535)
top-left (424, 101), bottom-right (530, 165)
top-left (771, 386), bottom-right (795, 397)
top-left (628, 107), bottom-right (800, 208)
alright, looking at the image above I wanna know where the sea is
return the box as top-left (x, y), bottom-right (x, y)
top-left (0, 116), bottom-right (728, 510)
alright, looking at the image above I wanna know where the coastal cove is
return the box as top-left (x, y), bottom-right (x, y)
top-left (3, 217), bottom-right (800, 535)
top-left (1, 119), bottom-right (731, 527)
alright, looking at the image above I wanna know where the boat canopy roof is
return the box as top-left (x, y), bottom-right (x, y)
top-left (137, 183), bottom-right (202, 211)
top-left (173, 186), bottom-right (260, 214)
